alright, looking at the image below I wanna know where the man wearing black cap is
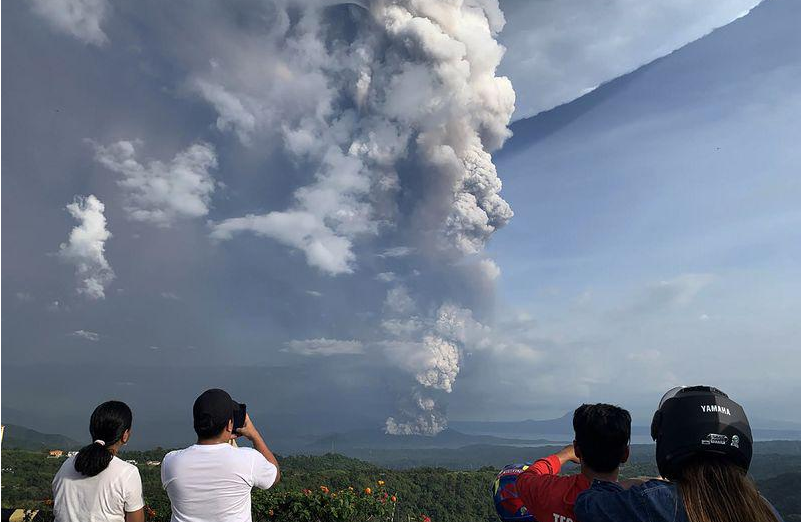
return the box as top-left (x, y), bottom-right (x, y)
top-left (161, 389), bottom-right (280, 522)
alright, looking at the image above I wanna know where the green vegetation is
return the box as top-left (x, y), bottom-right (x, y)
top-left (2, 448), bottom-right (800, 521)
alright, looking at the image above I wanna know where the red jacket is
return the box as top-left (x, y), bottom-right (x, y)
top-left (516, 455), bottom-right (591, 522)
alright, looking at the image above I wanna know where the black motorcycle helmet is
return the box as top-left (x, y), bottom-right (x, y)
top-left (650, 385), bottom-right (752, 479)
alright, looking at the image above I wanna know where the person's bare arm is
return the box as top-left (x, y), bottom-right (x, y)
top-left (125, 508), bottom-right (144, 522)
top-left (554, 444), bottom-right (581, 466)
top-left (237, 413), bottom-right (281, 484)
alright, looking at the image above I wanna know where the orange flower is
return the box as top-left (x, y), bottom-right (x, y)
top-left (320, 486), bottom-right (330, 494)
top-left (391, 496), bottom-right (397, 502)
top-left (364, 487), bottom-right (372, 495)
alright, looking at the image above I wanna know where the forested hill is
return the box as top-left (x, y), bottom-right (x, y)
top-left (3, 447), bottom-right (801, 521)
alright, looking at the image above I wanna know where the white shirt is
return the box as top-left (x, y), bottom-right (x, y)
top-left (161, 443), bottom-right (278, 522)
top-left (52, 455), bottom-right (144, 522)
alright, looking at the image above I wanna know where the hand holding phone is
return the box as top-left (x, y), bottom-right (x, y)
top-left (232, 403), bottom-right (247, 433)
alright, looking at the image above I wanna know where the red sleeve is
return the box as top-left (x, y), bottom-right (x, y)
top-left (516, 455), bottom-right (563, 514)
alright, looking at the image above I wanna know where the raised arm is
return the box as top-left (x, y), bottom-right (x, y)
top-left (237, 413), bottom-right (281, 485)
top-left (516, 444), bottom-right (580, 512)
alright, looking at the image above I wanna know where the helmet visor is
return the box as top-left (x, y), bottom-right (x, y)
top-left (658, 386), bottom-right (686, 408)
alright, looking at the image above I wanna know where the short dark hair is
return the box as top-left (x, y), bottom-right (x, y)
top-left (573, 403), bottom-right (631, 473)
top-left (193, 389), bottom-right (235, 440)
top-left (194, 417), bottom-right (229, 440)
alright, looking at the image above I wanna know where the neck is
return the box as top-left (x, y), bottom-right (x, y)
top-left (197, 435), bottom-right (230, 445)
top-left (581, 464), bottom-right (619, 483)
top-left (108, 441), bottom-right (124, 456)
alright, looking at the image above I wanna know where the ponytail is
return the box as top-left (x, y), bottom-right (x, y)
top-left (74, 401), bottom-right (132, 477)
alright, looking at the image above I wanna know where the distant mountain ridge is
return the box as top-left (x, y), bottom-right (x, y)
top-left (450, 413), bottom-right (801, 441)
top-left (306, 427), bottom-right (561, 451)
top-left (2, 423), bottom-right (81, 450)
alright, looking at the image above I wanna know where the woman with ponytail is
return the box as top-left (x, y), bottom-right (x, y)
top-left (52, 401), bottom-right (144, 522)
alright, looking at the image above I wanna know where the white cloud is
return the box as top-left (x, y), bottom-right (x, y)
top-left (285, 338), bottom-right (364, 357)
top-left (379, 247), bottom-right (415, 258)
top-left (499, 0), bottom-right (762, 118)
top-left (383, 285), bottom-right (416, 315)
top-left (94, 141), bottom-right (217, 227)
top-left (210, 210), bottom-right (354, 275)
top-left (58, 195), bottom-right (114, 299)
top-left (160, 292), bottom-right (180, 300)
top-left (29, 0), bottom-right (109, 46)
top-left (376, 272), bottom-right (397, 283)
top-left (72, 330), bottom-right (100, 341)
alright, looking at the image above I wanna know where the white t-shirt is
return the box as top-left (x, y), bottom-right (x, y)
top-left (161, 443), bottom-right (278, 522)
top-left (52, 455), bottom-right (144, 522)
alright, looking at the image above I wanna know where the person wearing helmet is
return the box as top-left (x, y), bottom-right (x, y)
top-left (515, 403), bottom-right (632, 522)
top-left (575, 385), bottom-right (783, 522)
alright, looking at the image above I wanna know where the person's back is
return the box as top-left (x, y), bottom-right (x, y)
top-left (54, 455), bottom-right (142, 522)
top-left (162, 443), bottom-right (276, 521)
top-left (516, 403), bottom-right (631, 522)
top-left (162, 388), bottom-right (280, 522)
top-left (52, 400), bottom-right (143, 522)
top-left (576, 385), bottom-right (782, 522)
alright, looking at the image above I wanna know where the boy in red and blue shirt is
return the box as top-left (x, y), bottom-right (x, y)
top-left (516, 404), bottom-right (631, 522)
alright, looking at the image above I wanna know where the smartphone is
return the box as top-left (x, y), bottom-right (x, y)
top-left (233, 402), bottom-right (247, 433)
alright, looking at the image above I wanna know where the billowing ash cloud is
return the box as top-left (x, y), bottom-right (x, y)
top-left (35, 0), bottom-right (515, 434)
top-left (193, 0), bottom-right (515, 433)
top-left (94, 141), bottom-right (218, 227)
top-left (205, 0), bottom-right (514, 273)
top-left (58, 195), bottom-right (114, 299)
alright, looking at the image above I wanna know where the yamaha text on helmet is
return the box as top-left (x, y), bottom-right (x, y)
top-left (650, 385), bottom-right (752, 479)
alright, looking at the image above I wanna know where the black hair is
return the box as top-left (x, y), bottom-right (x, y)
top-left (74, 401), bottom-right (132, 477)
top-left (194, 416), bottom-right (230, 440)
top-left (573, 403), bottom-right (631, 473)
top-left (195, 417), bottom-right (230, 440)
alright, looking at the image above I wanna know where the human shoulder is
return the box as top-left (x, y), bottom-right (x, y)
top-left (112, 456), bottom-right (140, 472)
top-left (54, 456), bottom-right (78, 479)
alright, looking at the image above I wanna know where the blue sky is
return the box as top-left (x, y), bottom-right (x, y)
top-left (2, 0), bottom-right (799, 446)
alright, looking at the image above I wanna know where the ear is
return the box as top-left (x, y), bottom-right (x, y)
top-left (573, 440), bottom-right (583, 460)
top-left (227, 419), bottom-right (234, 433)
top-left (621, 445), bottom-right (630, 464)
top-left (121, 429), bottom-right (131, 445)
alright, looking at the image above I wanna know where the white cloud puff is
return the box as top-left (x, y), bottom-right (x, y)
top-left (29, 0), bottom-right (109, 45)
top-left (94, 141), bottom-right (217, 227)
top-left (59, 195), bottom-right (115, 299)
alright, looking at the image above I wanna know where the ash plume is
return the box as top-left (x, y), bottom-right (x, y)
top-left (193, 0), bottom-right (515, 434)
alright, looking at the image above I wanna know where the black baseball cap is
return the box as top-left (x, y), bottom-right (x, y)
top-left (193, 388), bottom-right (241, 437)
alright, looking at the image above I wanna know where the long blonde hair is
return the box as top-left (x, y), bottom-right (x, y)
top-left (676, 458), bottom-right (779, 522)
